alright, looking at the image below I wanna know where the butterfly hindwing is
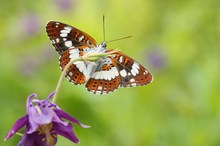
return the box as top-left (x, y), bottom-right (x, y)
top-left (85, 57), bottom-right (121, 94)
top-left (59, 45), bottom-right (96, 85)
top-left (59, 47), bottom-right (86, 84)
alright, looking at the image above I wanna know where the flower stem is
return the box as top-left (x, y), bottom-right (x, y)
top-left (52, 57), bottom-right (81, 103)
top-left (51, 50), bottom-right (117, 103)
top-left (15, 132), bottom-right (23, 137)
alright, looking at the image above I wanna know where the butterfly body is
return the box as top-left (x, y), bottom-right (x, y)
top-left (46, 21), bottom-right (153, 94)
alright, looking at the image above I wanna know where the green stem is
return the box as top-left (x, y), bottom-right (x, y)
top-left (52, 57), bottom-right (81, 103)
top-left (15, 132), bottom-right (23, 137)
top-left (51, 50), bottom-right (117, 103)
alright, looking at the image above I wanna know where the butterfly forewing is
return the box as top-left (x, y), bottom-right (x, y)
top-left (109, 50), bottom-right (153, 87)
top-left (46, 21), bottom-right (97, 54)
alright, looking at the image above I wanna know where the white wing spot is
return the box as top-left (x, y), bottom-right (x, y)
top-left (69, 49), bottom-right (80, 59)
top-left (86, 40), bottom-right (91, 45)
top-left (119, 56), bottom-right (123, 63)
top-left (64, 27), bottom-right (72, 31)
top-left (98, 86), bottom-right (102, 90)
top-left (99, 72), bottom-right (104, 80)
top-left (69, 49), bottom-right (79, 54)
top-left (128, 63), bottom-right (139, 76)
top-left (143, 70), bottom-right (148, 75)
top-left (60, 33), bottom-right (67, 37)
top-left (75, 61), bottom-right (85, 73)
top-left (103, 71), bottom-right (108, 80)
top-left (78, 63), bottom-right (84, 72)
top-left (69, 53), bottom-right (79, 59)
top-left (94, 72), bottom-right (102, 80)
top-left (65, 41), bottom-right (72, 47)
top-left (130, 78), bottom-right (135, 82)
top-left (131, 62), bottom-right (140, 75)
top-left (69, 71), bottom-right (73, 76)
top-left (131, 65), bottom-right (139, 74)
top-left (61, 29), bottom-right (70, 34)
top-left (120, 69), bottom-right (127, 77)
top-left (60, 28), bottom-right (71, 38)
top-left (131, 83), bottom-right (137, 86)
top-left (133, 62), bottom-right (140, 69)
top-left (66, 75), bottom-right (70, 80)
top-left (96, 90), bottom-right (102, 94)
top-left (106, 71), bottom-right (112, 81)
top-left (131, 69), bottom-right (136, 76)
top-left (55, 38), bottom-right (60, 43)
top-left (112, 67), bottom-right (119, 77)
top-left (78, 35), bottom-right (84, 42)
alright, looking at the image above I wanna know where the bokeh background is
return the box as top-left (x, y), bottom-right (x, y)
top-left (1, 0), bottom-right (220, 146)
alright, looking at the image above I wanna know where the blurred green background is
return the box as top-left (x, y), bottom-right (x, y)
top-left (1, 0), bottom-right (220, 146)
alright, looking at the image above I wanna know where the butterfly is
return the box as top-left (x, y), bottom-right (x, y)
top-left (46, 21), bottom-right (153, 94)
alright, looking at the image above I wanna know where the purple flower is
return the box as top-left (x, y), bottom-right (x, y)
top-left (5, 92), bottom-right (89, 146)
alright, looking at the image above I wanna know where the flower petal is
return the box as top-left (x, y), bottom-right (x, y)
top-left (49, 109), bottom-right (69, 126)
top-left (54, 108), bottom-right (90, 128)
top-left (53, 122), bottom-right (79, 143)
top-left (27, 107), bottom-right (57, 134)
top-left (46, 91), bottom-right (56, 101)
top-left (5, 115), bottom-right (28, 140)
top-left (31, 108), bottom-right (54, 124)
top-left (27, 106), bottom-right (41, 134)
top-left (19, 131), bottom-right (57, 146)
top-left (26, 93), bottom-right (37, 110)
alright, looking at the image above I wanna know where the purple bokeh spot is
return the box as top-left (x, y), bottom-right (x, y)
top-left (19, 45), bottom-right (55, 76)
top-left (22, 13), bottom-right (40, 36)
top-left (55, 0), bottom-right (75, 11)
top-left (147, 47), bottom-right (167, 70)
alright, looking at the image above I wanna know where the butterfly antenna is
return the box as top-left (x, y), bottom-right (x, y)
top-left (106, 35), bottom-right (132, 43)
top-left (102, 15), bottom-right (132, 44)
top-left (103, 15), bottom-right (106, 41)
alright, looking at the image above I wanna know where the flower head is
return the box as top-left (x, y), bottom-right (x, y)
top-left (5, 91), bottom-right (89, 146)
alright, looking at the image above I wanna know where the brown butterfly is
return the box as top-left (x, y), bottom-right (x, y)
top-left (46, 21), bottom-right (153, 94)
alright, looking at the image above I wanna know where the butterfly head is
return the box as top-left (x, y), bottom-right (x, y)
top-left (100, 41), bottom-right (107, 48)
top-left (95, 41), bottom-right (107, 53)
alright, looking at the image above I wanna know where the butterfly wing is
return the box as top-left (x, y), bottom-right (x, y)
top-left (59, 45), bottom-right (97, 85)
top-left (109, 50), bottom-right (153, 87)
top-left (46, 21), bottom-right (97, 54)
top-left (46, 21), bottom-right (98, 85)
top-left (85, 50), bottom-right (153, 94)
top-left (85, 57), bottom-right (121, 94)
